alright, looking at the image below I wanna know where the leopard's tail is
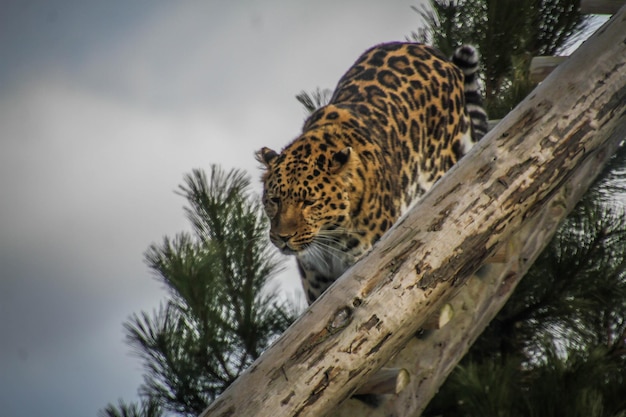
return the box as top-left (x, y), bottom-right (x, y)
top-left (452, 45), bottom-right (489, 141)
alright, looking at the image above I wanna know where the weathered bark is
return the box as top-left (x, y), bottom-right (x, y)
top-left (580, 0), bottom-right (625, 14)
top-left (330, 117), bottom-right (626, 417)
top-left (529, 56), bottom-right (568, 82)
top-left (201, 9), bottom-right (626, 417)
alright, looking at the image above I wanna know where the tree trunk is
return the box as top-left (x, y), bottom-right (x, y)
top-left (201, 8), bottom-right (626, 417)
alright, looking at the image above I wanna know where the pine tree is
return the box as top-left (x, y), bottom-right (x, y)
top-left (101, 166), bottom-right (298, 417)
top-left (295, 87), bottom-right (332, 115)
top-left (410, 0), bottom-right (589, 118)
top-left (100, 398), bottom-right (163, 417)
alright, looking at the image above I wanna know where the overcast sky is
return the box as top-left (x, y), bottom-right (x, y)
top-left (0, 1), bottom-right (431, 416)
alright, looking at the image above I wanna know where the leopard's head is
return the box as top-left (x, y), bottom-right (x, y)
top-left (256, 138), bottom-right (363, 255)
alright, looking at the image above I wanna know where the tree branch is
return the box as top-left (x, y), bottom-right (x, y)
top-left (201, 8), bottom-right (626, 417)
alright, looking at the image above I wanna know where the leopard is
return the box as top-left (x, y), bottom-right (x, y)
top-left (257, 42), bottom-right (488, 304)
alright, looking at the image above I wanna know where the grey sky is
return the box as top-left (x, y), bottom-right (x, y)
top-left (0, 1), bottom-right (426, 416)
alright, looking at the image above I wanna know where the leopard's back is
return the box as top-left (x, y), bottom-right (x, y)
top-left (304, 43), bottom-right (485, 215)
top-left (257, 43), bottom-right (487, 303)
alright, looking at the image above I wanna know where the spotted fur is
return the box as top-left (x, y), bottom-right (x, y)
top-left (257, 43), bottom-right (487, 303)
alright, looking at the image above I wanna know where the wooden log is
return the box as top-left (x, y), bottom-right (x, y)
top-left (353, 367), bottom-right (411, 396)
top-left (201, 7), bottom-right (626, 417)
top-left (420, 303), bottom-right (454, 331)
top-left (487, 119), bottom-right (501, 131)
top-left (330, 110), bottom-right (626, 417)
top-left (529, 56), bottom-right (568, 83)
top-left (580, 0), bottom-right (624, 14)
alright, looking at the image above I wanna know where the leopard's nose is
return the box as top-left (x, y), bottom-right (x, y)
top-left (277, 231), bottom-right (296, 243)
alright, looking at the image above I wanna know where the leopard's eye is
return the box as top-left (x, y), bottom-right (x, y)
top-left (303, 199), bottom-right (316, 207)
top-left (270, 197), bottom-right (281, 205)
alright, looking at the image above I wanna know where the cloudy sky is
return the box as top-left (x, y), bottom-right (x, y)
top-left (0, 1), bottom-right (430, 416)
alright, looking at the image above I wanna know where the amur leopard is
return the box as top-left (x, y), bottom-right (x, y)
top-left (257, 42), bottom-right (488, 304)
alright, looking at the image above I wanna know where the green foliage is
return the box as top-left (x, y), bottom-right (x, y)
top-left (428, 347), bottom-right (626, 417)
top-left (104, 166), bottom-right (298, 417)
top-left (410, 0), bottom-right (589, 118)
top-left (100, 398), bottom-right (163, 417)
top-left (295, 87), bottom-right (332, 115)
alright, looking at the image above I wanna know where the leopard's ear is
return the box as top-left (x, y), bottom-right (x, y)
top-left (256, 147), bottom-right (279, 168)
top-left (329, 147), bottom-right (353, 174)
